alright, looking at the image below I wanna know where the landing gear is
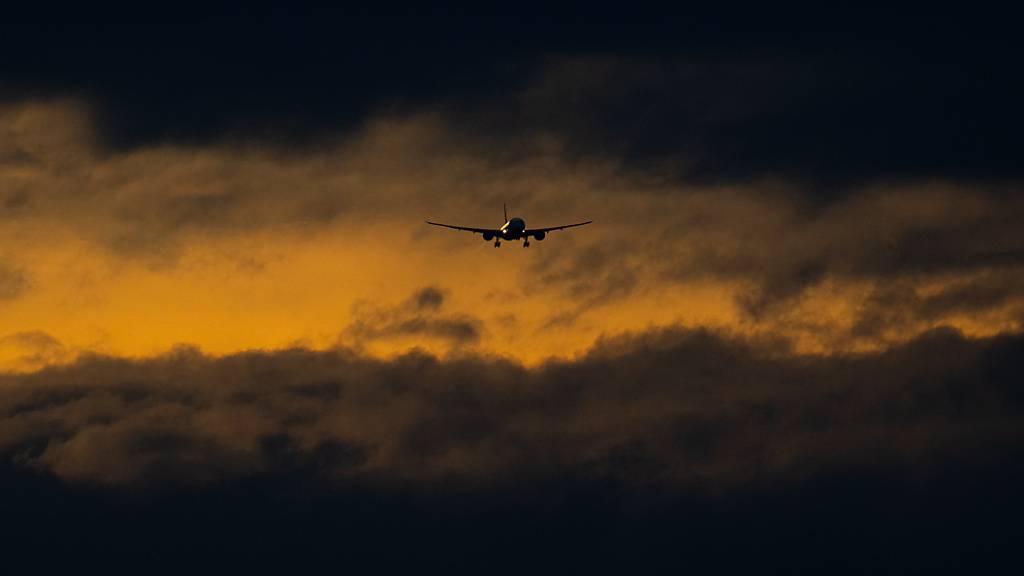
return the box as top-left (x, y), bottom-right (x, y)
top-left (494, 240), bottom-right (501, 247)
top-left (523, 240), bottom-right (530, 248)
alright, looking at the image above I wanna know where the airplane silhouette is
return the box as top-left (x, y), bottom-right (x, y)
top-left (427, 204), bottom-right (592, 247)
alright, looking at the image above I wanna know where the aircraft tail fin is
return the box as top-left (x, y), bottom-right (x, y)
top-left (503, 203), bottom-right (508, 222)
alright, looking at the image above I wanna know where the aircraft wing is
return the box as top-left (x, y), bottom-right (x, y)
top-left (425, 221), bottom-right (501, 235)
top-left (525, 221), bottom-right (593, 236)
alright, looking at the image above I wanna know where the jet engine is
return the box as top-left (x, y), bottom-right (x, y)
top-left (482, 232), bottom-right (494, 241)
top-left (533, 231), bottom-right (546, 241)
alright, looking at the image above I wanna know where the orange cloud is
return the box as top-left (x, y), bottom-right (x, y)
top-left (0, 99), bottom-right (1022, 371)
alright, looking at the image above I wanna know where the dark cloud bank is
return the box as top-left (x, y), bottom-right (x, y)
top-left (3, 326), bottom-right (1023, 572)
top-left (3, 6), bottom-right (1021, 185)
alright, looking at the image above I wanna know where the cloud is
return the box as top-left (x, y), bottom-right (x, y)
top-left (0, 330), bottom-right (68, 373)
top-left (1, 99), bottom-right (1023, 362)
top-left (3, 10), bottom-right (1022, 184)
top-left (0, 263), bottom-right (28, 300)
top-left (2, 324), bottom-right (1022, 489)
top-left (411, 286), bottom-right (445, 311)
top-left (852, 272), bottom-right (1024, 340)
top-left (344, 287), bottom-right (483, 347)
top-left (528, 184), bottom-right (1024, 340)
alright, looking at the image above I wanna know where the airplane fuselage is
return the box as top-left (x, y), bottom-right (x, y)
top-left (499, 217), bottom-right (526, 240)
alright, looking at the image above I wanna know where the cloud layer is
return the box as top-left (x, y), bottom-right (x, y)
top-left (2, 97), bottom-right (1024, 370)
top-left (3, 8), bottom-right (1021, 183)
top-left (3, 325), bottom-right (1021, 488)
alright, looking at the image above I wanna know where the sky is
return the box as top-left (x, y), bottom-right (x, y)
top-left (2, 5), bottom-right (1024, 572)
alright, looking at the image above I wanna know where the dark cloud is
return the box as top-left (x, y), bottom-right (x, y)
top-left (1, 7), bottom-right (1020, 185)
top-left (2, 325), bottom-right (1023, 570)
top-left (0, 330), bottom-right (62, 353)
top-left (4, 190), bottom-right (31, 211)
top-left (663, 188), bottom-right (1024, 315)
top-left (3, 325), bottom-right (1022, 487)
top-left (853, 272), bottom-right (1024, 339)
top-left (531, 241), bottom-right (642, 323)
top-left (411, 286), bottom-right (445, 311)
top-left (0, 263), bottom-right (28, 300)
top-left (345, 286), bottom-right (482, 346)
top-left (530, 186), bottom-right (1024, 337)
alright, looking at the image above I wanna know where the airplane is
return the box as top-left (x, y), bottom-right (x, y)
top-left (427, 204), bottom-right (592, 247)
